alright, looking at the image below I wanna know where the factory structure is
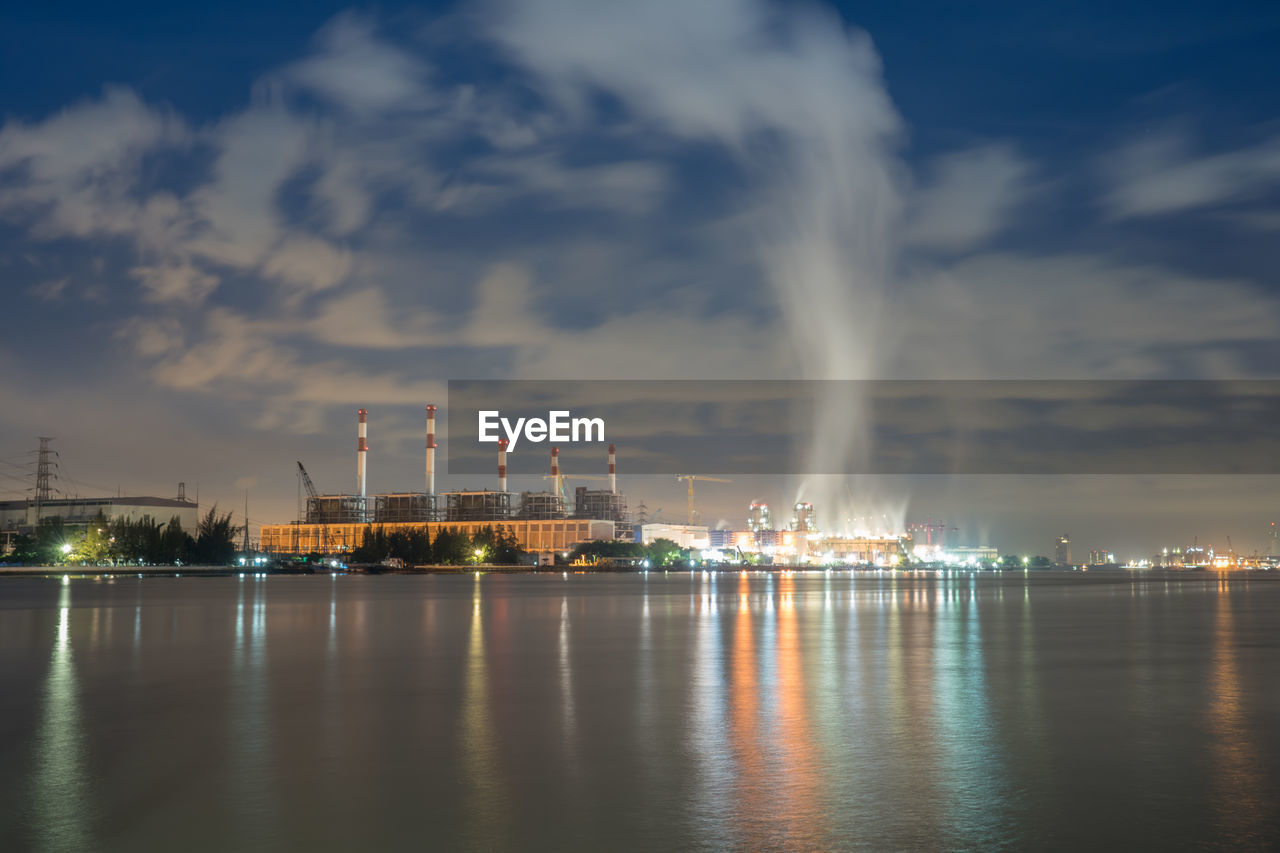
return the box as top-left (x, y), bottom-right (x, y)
top-left (258, 408), bottom-right (999, 568)
top-left (671, 500), bottom-right (921, 567)
top-left (0, 438), bottom-right (200, 555)
top-left (0, 494), bottom-right (200, 532)
top-left (258, 407), bottom-right (624, 557)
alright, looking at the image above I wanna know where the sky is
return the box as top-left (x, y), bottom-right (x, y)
top-left (2, 0), bottom-right (1279, 557)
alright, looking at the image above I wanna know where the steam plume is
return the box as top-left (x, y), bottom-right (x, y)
top-left (490, 0), bottom-right (905, 528)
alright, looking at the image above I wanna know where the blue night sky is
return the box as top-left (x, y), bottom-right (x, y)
top-left (2, 1), bottom-right (1278, 555)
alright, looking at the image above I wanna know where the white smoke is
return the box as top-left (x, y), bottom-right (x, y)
top-left (488, 0), bottom-right (905, 531)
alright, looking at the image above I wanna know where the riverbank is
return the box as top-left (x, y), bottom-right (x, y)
top-left (1, 563), bottom-right (1269, 578)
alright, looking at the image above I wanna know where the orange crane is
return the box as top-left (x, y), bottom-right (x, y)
top-left (675, 474), bottom-right (733, 525)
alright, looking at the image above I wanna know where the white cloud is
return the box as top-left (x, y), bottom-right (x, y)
top-left (29, 277), bottom-right (68, 301)
top-left (260, 235), bottom-right (353, 296)
top-left (906, 143), bottom-right (1032, 251)
top-left (130, 262), bottom-right (220, 304)
top-left (306, 287), bottom-right (442, 348)
top-left (0, 87), bottom-right (186, 241)
top-left (470, 154), bottom-right (668, 214)
top-left (282, 13), bottom-right (433, 115)
top-left (1103, 131), bottom-right (1280, 218)
top-left (891, 251), bottom-right (1280, 379)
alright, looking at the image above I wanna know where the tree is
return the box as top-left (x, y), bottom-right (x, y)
top-left (488, 525), bottom-right (525, 565)
top-left (999, 554), bottom-right (1023, 570)
top-left (352, 525), bottom-right (385, 563)
top-left (3, 534), bottom-right (38, 565)
top-left (194, 505), bottom-right (240, 565)
top-left (569, 540), bottom-right (647, 563)
top-left (431, 527), bottom-right (471, 565)
top-left (160, 516), bottom-right (193, 565)
top-left (71, 513), bottom-right (113, 565)
top-left (34, 517), bottom-right (68, 564)
top-left (354, 526), bottom-right (434, 566)
top-left (645, 538), bottom-right (683, 567)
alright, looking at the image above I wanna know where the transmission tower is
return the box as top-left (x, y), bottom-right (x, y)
top-left (34, 437), bottom-right (57, 519)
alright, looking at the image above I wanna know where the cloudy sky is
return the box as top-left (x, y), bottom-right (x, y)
top-left (2, 0), bottom-right (1278, 556)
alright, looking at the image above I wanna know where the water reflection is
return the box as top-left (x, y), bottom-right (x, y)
top-left (228, 576), bottom-right (272, 845)
top-left (32, 581), bottom-right (92, 852)
top-left (767, 574), bottom-right (825, 847)
top-left (932, 577), bottom-right (1007, 846)
top-left (460, 576), bottom-right (508, 850)
top-left (559, 596), bottom-right (579, 775)
top-left (1208, 578), bottom-right (1266, 845)
top-left (689, 572), bottom-right (733, 846)
top-left (9, 572), bottom-right (1279, 851)
top-left (728, 572), bottom-right (768, 843)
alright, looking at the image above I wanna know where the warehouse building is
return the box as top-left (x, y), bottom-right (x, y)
top-left (0, 495), bottom-right (199, 534)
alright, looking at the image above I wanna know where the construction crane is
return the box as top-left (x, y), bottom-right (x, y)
top-left (296, 461), bottom-right (333, 555)
top-left (297, 461), bottom-right (319, 502)
top-left (541, 472), bottom-right (606, 500)
top-left (675, 474), bottom-right (733, 525)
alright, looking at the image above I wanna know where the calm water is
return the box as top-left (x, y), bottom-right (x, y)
top-left (2, 571), bottom-right (1278, 851)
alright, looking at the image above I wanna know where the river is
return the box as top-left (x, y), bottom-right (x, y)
top-left (1, 571), bottom-right (1277, 851)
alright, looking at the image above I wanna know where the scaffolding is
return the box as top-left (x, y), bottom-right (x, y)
top-left (572, 487), bottom-right (628, 523)
top-left (444, 490), bottom-right (513, 522)
top-left (518, 491), bottom-right (568, 520)
top-left (373, 493), bottom-right (438, 523)
top-left (305, 495), bottom-right (366, 524)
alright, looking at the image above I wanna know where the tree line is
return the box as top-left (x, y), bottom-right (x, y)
top-left (1, 507), bottom-right (241, 566)
top-left (567, 537), bottom-right (685, 566)
top-left (350, 524), bottom-right (526, 566)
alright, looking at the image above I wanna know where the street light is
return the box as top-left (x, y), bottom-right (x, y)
top-left (60, 543), bottom-right (72, 555)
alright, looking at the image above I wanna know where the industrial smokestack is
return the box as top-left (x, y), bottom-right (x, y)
top-left (551, 446), bottom-right (560, 495)
top-left (357, 408), bottom-right (368, 501)
top-left (608, 443), bottom-right (617, 494)
top-left (498, 438), bottom-right (509, 493)
top-left (425, 404), bottom-right (437, 496)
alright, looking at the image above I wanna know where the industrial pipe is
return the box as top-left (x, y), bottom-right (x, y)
top-left (498, 438), bottom-right (508, 493)
top-left (357, 408), bottom-right (368, 500)
top-left (425, 404), bottom-right (436, 496)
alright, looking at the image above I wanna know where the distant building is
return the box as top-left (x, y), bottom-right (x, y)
top-left (1054, 534), bottom-right (1071, 565)
top-left (638, 523), bottom-right (709, 550)
top-left (818, 535), bottom-right (910, 566)
top-left (945, 545), bottom-right (999, 564)
top-left (260, 518), bottom-right (615, 556)
top-left (790, 502), bottom-right (817, 533)
top-left (0, 496), bottom-right (199, 535)
top-left (747, 502), bottom-right (773, 532)
top-left (1089, 549), bottom-right (1114, 565)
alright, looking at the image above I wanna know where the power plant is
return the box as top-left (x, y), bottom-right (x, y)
top-left (261, 406), bottom-right (625, 556)
top-left (252, 407), bottom-right (1008, 569)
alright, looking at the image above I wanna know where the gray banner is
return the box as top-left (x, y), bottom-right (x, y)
top-left (445, 379), bottom-right (1280, 475)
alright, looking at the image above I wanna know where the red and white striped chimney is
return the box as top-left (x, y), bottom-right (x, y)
top-left (608, 443), bottom-right (617, 494)
top-left (551, 446), bottom-right (560, 495)
top-left (497, 438), bottom-right (508, 493)
top-left (357, 408), bottom-right (368, 500)
top-left (425, 404), bottom-right (437, 496)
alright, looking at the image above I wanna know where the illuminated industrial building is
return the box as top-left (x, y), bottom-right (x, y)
top-left (747, 501), bottom-right (772, 532)
top-left (260, 407), bottom-right (625, 558)
top-left (0, 493), bottom-right (199, 534)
